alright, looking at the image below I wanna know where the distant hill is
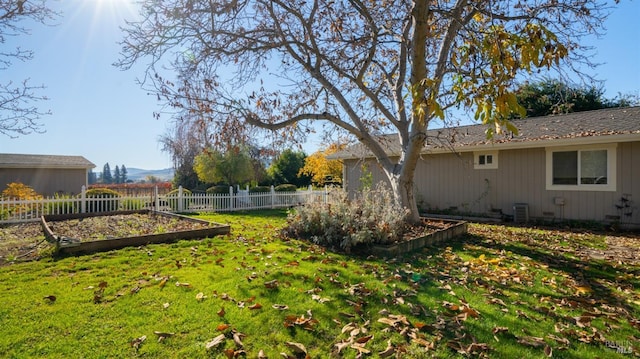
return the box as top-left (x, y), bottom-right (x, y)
top-left (126, 168), bottom-right (174, 182)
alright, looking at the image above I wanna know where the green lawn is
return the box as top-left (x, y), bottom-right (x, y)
top-left (0, 209), bottom-right (638, 358)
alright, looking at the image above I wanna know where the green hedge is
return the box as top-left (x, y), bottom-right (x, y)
top-left (249, 186), bottom-right (271, 193)
top-left (274, 184), bottom-right (297, 192)
top-left (206, 185), bottom-right (232, 195)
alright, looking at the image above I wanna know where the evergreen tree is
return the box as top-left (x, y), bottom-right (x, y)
top-left (268, 150), bottom-right (311, 188)
top-left (120, 165), bottom-right (128, 183)
top-left (102, 163), bottom-right (113, 184)
top-left (113, 165), bottom-right (121, 184)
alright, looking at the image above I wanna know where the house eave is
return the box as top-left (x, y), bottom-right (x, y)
top-left (336, 132), bottom-right (640, 160)
top-left (425, 132), bottom-right (640, 154)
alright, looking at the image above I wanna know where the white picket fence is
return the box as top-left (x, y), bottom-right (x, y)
top-left (0, 185), bottom-right (329, 224)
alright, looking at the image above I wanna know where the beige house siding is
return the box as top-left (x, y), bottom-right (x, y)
top-left (343, 141), bottom-right (639, 225)
top-left (0, 168), bottom-right (88, 196)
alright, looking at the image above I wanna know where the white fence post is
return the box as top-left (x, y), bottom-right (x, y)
top-left (81, 185), bottom-right (87, 213)
top-left (229, 186), bottom-right (234, 210)
top-left (178, 186), bottom-right (184, 212)
top-left (154, 186), bottom-right (160, 211)
top-left (270, 185), bottom-right (275, 209)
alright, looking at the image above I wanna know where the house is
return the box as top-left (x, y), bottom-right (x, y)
top-left (0, 153), bottom-right (95, 196)
top-left (334, 107), bottom-right (640, 226)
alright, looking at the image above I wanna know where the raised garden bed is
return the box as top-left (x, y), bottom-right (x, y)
top-left (365, 218), bottom-right (467, 257)
top-left (41, 210), bottom-right (230, 255)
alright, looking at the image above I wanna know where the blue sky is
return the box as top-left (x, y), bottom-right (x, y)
top-left (1, 0), bottom-right (639, 171)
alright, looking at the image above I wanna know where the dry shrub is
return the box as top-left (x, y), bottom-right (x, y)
top-left (285, 184), bottom-right (409, 252)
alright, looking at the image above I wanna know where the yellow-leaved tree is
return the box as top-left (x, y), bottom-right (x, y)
top-left (299, 143), bottom-right (346, 187)
top-left (1, 182), bottom-right (42, 200)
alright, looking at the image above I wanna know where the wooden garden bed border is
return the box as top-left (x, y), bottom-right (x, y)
top-left (41, 210), bottom-right (231, 255)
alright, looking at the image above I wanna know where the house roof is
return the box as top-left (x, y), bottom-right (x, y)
top-left (332, 106), bottom-right (640, 159)
top-left (0, 153), bottom-right (96, 169)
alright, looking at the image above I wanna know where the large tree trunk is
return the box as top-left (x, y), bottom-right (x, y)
top-left (388, 170), bottom-right (421, 224)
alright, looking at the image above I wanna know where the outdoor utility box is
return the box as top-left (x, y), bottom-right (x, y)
top-left (513, 203), bottom-right (529, 223)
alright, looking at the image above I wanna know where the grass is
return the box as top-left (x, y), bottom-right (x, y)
top-left (0, 209), bottom-right (638, 358)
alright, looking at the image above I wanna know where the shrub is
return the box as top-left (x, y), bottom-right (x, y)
top-left (274, 184), bottom-right (297, 192)
top-left (206, 185), bottom-right (233, 195)
top-left (1, 182), bottom-right (43, 218)
top-left (1, 182), bottom-right (42, 200)
top-left (284, 184), bottom-right (409, 252)
top-left (249, 186), bottom-right (271, 193)
top-left (165, 188), bottom-right (192, 211)
top-left (85, 188), bottom-right (120, 213)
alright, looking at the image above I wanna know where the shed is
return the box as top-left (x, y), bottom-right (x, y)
top-left (0, 153), bottom-right (95, 196)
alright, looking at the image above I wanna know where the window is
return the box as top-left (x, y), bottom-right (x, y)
top-left (474, 151), bottom-right (498, 169)
top-left (546, 145), bottom-right (616, 191)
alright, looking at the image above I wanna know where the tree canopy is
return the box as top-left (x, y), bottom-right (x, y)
top-left (300, 143), bottom-right (345, 186)
top-left (0, 0), bottom-right (57, 137)
top-left (268, 149), bottom-right (311, 188)
top-left (118, 0), bottom-right (610, 222)
top-left (514, 78), bottom-right (638, 118)
top-left (194, 148), bottom-right (254, 186)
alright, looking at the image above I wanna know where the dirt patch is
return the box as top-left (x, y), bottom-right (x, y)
top-left (46, 213), bottom-right (210, 241)
top-left (0, 213), bottom-right (215, 265)
top-left (0, 222), bottom-right (49, 265)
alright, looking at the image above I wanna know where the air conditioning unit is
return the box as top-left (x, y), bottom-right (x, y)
top-left (513, 203), bottom-right (529, 223)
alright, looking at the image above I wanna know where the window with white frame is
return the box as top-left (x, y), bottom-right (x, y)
top-left (474, 151), bottom-right (498, 169)
top-left (546, 144), bottom-right (616, 191)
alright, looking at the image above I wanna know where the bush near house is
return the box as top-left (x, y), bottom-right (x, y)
top-left (249, 186), bottom-right (271, 193)
top-left (285, 184), bottom-right (409, 252)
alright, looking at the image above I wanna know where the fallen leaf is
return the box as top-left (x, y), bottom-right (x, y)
top-left (205, 334), bottom-right (226, 350)
top-left (163, 302), bottom-right (170, 309)
top-left (575, 285), bottom-right (592, 295)
top-left (43, 295), bottom-right (56, 303)
top-left (196, 292), bottom-right (206, 301)
top-left (217, 323), bottom-right (230, 331)
top-left (130, 335), bottom-right (146, 350)
top-left (285, 341), bottom-right (307, 354)
top-left (492, 326), bottom-right (509, 334)
top-left (233, 331), bottom-right (245, 348)
top-left (249, 303), bottom-right (263, 310)
top-left (98, 281), bottom-right (108, 289)
top-left (217, 307), bottom-right (225, 317)
top-left (272, 304), bottom-right (289, 310)
top-left (264, 279), bottom-right (279, 289)
top-left (153, 331), bottom-right (174, 342)
top-left (355, 334), bottom-right (373, 344)
top-left (378, 340), bottom-right (395, 357)
top-left (544, 344), bottom-right (553, 357)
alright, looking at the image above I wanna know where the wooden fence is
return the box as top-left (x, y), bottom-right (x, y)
top-left (0, 185), bottom-right (329, 224)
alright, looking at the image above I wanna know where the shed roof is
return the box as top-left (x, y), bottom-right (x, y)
top-left (333, 106), bottom-right (640, 159)
top-left (0, 153), bottom-right (96, 169)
